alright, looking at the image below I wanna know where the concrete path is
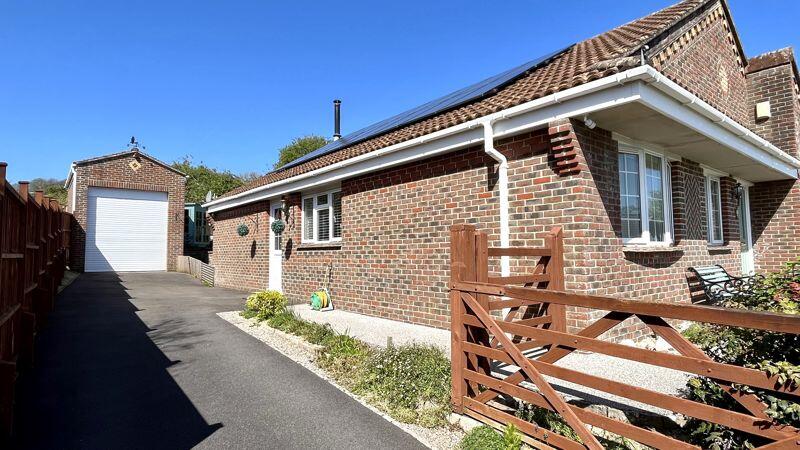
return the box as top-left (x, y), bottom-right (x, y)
top-left (13, 272), bottom-right (426, 450)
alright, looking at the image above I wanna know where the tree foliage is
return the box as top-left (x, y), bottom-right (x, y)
top-left (274, 135), bottom-right (329, 169)
top-left (172, 157), bottom-right (247, 203)
top-left (16, 178), bottom-right (68, 206)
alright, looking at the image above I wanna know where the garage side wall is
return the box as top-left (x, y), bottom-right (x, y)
top-left (69, 154), bottom-right (186, 272)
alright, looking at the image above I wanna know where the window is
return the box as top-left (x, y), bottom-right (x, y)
top-left (194, 211), bottom-right (209, 243)
top-left (302, 190), bottom-right (342, 243)
top-left (618, 148), bottom-right (673, 244)
top-left (272, 206), bottom-right (282, 250)
top-left (706, 176), bottom-right (723, 244)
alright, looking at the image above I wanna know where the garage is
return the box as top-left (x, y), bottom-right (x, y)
top-left (65, 146), bottom-right (186, 272)
top-left (85, 187), bottom-right (169, 272)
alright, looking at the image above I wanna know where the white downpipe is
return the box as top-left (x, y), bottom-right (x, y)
top-left (482, 120), bottom-right (511, 279)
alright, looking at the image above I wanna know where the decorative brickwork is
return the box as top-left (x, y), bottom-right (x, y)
top-left (67, 151), bottom-right (186, 272)
top-left (651, 2), bottom-right (750, 128)
top-left (547, 119), bottom-right (582, 176)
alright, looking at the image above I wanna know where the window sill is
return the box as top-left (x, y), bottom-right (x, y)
top-left (297, 242), bottom-right (342, 251)
top-left (707, 243), bottom-right (734, 253)
top-left (622, 245), bottom-right (683, 254)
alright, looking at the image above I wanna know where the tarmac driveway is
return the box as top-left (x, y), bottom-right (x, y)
top-left (13, 272), bottom-right (426, 450)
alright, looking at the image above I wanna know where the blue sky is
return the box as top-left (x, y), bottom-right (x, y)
top-left (2, 0), bottom-right (798, 183)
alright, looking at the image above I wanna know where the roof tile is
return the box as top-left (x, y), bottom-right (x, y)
top-left (220, 0), bottom-right (707, 200)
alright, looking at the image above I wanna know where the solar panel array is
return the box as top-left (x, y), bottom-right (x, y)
top-left (280, 46), bottom-right (572, 170)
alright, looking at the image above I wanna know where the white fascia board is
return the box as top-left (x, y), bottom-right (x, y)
top-left (206, 80), bottom-right (647, 213)
top-left (641, 68), bottom-right (800, 171)
top-left (636, 82), bottom-right (800, 178)
top-left (64, 164), bottom-right (75, 189)
top-left (209, 127), bottom-right (484, 212)
top-left (206, 68), bottom-right (652, 213)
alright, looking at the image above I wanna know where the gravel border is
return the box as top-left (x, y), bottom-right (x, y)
top-left (218, 311), bottom-right (465, 450)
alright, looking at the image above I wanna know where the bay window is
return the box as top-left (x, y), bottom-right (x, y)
top-left (618, 146), bottom-right (673, 245)
top-left (302, 190), bottom-right (342, 244)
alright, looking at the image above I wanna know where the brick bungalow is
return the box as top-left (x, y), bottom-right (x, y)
top-left (205, 0), bottom-right (800, 340)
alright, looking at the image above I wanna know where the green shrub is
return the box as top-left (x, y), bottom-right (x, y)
top-left (460, 425), bottom-right (505, 450)
top-left (682, 259), bottom-right (800, 449)
top-left (244, 290), bottom-right (287, 321)
top-left (250, 305), bottom-right (452, 427)
top-left (515, 401), bottom-right (581, 442)
top-left (357, 344), bottom-right (451, 426)
top-left (460, 424), bottom-right (522, 450)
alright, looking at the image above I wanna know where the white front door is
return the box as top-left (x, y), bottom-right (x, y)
top-left (738, 187), bottom-right (755, 275)
top-left (268, 200), bottom-right (283, 292)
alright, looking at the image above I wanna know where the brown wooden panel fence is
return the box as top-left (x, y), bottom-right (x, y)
top-left (449, 224), bottom-right (800, 449)
top-left (0, 162), bottom-right (70, 438)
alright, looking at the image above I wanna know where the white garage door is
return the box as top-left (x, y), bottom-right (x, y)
top-left (86, 187), bottom-right (169, 272)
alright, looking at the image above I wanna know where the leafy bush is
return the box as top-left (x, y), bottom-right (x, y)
top-left (250, 306), bottom-right (452, 427)
top-left (460, 424), bottom-right (522, 450)
top-left (357, 344), bottom-right (451, 426)
top-left (683, 259), bottom-right (800, 449)
top-left (244, 290), bottom-right (287, 321)
top-left (515, 401), bottom-right (581, 442)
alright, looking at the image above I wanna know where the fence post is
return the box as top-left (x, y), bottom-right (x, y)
top-left (450, 224), bottom-right (476, 413)
top-left (473, 231), bottom-right (492, 377)
top-left (545, 226), bottom-right (566, 333)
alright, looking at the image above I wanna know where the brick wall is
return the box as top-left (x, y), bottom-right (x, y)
top-left (68, 151), bottom-right (186, 272)
top-left (746, 55), bottom-right (800, 158)
top-left (750, 179), bottom-right (800, 273)
top-left (210, 120), bottom-right (750, 340)
top-left (208, 201), bottom-right (270, 291)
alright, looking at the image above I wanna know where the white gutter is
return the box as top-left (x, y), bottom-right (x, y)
top-left (65, 164), bottom-right (76, 213)
top-left (206, 67), bottom-right (652, 212)
top-left (206, 64), bottom-right (800, 213)
top-left (639, 67), bottom-right (800, 170)
top-left (481, 120), bottom-right (510, 278)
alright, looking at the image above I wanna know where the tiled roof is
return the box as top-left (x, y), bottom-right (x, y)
top-left (220, 0), bottom-right (709, 200)
top-left (72, 148), bottom-right (186, 176)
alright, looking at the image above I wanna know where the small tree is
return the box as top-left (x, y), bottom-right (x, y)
top-left (18, 178), bottom-right (68, 206)
top-left (172, 157), bottom-right (246, 203)
top-left (274, 135), bottom-right (330, 169)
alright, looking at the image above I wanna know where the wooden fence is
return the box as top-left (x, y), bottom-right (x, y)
top-left (449, 224), bottom-right (800, 449)
top-left (0, 162), bottom-right (70, 438)
top-left (176, 255), bottom-right (215, 286)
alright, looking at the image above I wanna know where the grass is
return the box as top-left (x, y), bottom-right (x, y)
top-left (242, 307), bottom-right (451, 427)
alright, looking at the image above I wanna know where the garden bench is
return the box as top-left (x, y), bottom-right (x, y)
top-left (687, 264), bottom-right (761, 302)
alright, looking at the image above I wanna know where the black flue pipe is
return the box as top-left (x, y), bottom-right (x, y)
top-left (333, 99), bottom-right (342, 140)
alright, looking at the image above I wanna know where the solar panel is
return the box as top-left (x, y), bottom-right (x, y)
top-left (280, 46), bottom-right (572, 170)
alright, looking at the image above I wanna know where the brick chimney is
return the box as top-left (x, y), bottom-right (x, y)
top-left (745, 47), bottom-right (800, 158)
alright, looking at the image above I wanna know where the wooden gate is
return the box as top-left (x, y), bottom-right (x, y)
top-left (449, 224), bottom-right (800, 449)
top-left (0, 163), bottom-right (71, 438)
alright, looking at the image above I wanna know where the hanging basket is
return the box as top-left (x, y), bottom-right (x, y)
top-left (237, 224), bottom-right (250, 237)
top-left (271, 219), bottom-right (286, 235)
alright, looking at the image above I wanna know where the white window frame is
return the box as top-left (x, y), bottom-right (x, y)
top-left (301, 189), bottom-right (342, 244)
top-left (704, 171), bottom-right (725, 245)
top-left (617, 140), bottom-right (674, 246)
